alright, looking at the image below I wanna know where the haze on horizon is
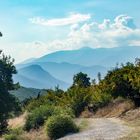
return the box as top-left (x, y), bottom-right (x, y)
top-left (0, 0), bottom-right (140, 63)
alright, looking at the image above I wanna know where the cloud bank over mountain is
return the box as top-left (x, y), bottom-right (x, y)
top-left (25, 15), bottom-right (140, 58)
top-left (59, 14), bottom-right (140, 49)
top-left (1, 14), bottom-right (140, 63)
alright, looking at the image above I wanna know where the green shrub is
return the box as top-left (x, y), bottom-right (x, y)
top-left (24, 105), bottom-right (75, 131)
top-left (53, 107), bottom-right (75, 118)
top-left (4, 134), bottom-right (26, 140)
top-left (4, 127), bottom-right (23, 140)
top-left (25, 96), bottom-right (50, 111)
top-left (24, 105), bottom-right (54, 131)
top-left (61, 87), bottom-right (91, 117)
top-left (4, 134), bottom-right (19, 140)
top-left (46, 115), bottom-right (78, 139)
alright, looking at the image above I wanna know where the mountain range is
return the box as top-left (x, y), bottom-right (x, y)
top-left (13, 65), bottom-right (69, 90)
top-left (15, 46), bottom-right (140, 89)
top-left (34, 46), bottom-right (140, 67)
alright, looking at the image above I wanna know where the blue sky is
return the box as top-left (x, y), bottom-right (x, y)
top-left (0, 0), bottom-right (140, 63)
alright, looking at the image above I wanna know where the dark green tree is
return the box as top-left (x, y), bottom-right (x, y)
top-left (0, 50), bottom-right (21, 134)
top-left (97, 72), bottom-right (101, 82)
top-left (0, 32), bottom-right (2, 37)
top-left (72, 72), bottom-right (91, 88)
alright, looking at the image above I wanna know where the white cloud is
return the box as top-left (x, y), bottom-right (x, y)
top-left (129, 40), bottom-right (140, 46)
top-left (113, 15), bottom-right (136, 29)
top-left (29, 13), bottom-right (91, 26)
top-left (2, 14), bottom-right (140, 63)
top-left (66, 15), bottom-right (140, 48)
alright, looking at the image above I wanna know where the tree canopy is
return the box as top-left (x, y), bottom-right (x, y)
top-left (0, 32), bottom-right (2, 37)
top-left (72, 72), bottom-right (91, 88)
top-left (0, 51), bottom-right (20, 134)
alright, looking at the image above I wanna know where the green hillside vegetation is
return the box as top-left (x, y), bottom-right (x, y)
top-left (10, 87), bottom-right (47, 101)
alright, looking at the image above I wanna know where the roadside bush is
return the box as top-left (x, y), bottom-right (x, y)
top-left (4, 127), bottom-right (23, 140)
top-left (24, 105), bottom-right (75, 131)
top-left (46, 115), bottom-right (78, 140)
top-left (24, 105), bottom-right (54, 131)
top-left (4, 134), bottom-right (25, 140)
top-left (53, 107), bottom-right (75, 118)
top-left (4, 134), bottom-right (18, 140)
top-left (25, 95), bottom-right (50, 111)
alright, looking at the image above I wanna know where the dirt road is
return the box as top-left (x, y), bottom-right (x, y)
top-left (59, 118), bottom-right (132, 140)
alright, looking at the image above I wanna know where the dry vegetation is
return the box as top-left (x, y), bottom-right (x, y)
top-left (94, 98), bottom-right (135, 118)
top-left (8, 113), bottom-right (26, 129)
top-left (3, 113), bottom-right (48, 140)
top-left (119, 108), bottom-right (140, 140)
top-left (21, 127), bottom-right (48, 140)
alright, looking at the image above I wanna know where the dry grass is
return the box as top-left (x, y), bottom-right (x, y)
top-left (8, 112), bottom-right (27, 129)
top-left (6, 112), bottom-right (49, 140)
top-left (94, 98), bottom-right (134, 118)
top-left (119, 119), bottom-right (140, 140)
top-left (121, 108), bottom-right (140, 121)
top-left (80, 109), bottom-right (94, 118)
top-left (21, 127), bottom-right (48, 140)
top-left (119, 108), bottom-right (140, 140)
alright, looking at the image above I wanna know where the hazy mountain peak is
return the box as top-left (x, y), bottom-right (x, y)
top-left (20, 58), bottom-right (36, 64)
top-left (15, 64), bottom-right (69, 90)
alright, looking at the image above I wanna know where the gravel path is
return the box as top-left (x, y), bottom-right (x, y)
top-left (59, 118), bottom-right (132, 140)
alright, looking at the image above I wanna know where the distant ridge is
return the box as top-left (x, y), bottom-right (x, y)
top-left (14, 65), bottom-right (69, 89)
top-left (33, 46), bottom-right (140, 67)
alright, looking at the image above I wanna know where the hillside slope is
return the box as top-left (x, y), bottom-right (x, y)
top-left (14, 65), bottom-right (69, 90)
top-left (16, 62), bottom-right (108, 83)
top-left (10, 87), bottom-right (46, 101)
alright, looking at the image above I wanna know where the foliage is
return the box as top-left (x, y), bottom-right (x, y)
top-left (25, 95), bottom-right (50, 111)
top-left (53, 106), bottom-right (75, 118)
top-left (4, 134), bottom-right (19, 140)
top-left (23, 59), bottom-right (140, 134)
top-left (24, 105), bottom-right (54, 131)
top-left (4, 127), bottom-right (23, 140)
top-left (0, 51), bottom-right (21, 134)
top-left (10, 87), bottom-right (41, 102)
top-left (46, 115), bottom-right (78, 140)
top-left (72, 72), bottom-right (91, 88)
top-left (0, 32), bottom-right (2, 37)
top-left (101, 59), bottom-right (140, 106)
top-left (89, 85), bottom-right (112, 111)
top-left (24, 105), bottom-right (74, 131)
top-left (25, 87), bottom-right (64, 111)
top-left (61, 86), bottom-right (91, 116)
